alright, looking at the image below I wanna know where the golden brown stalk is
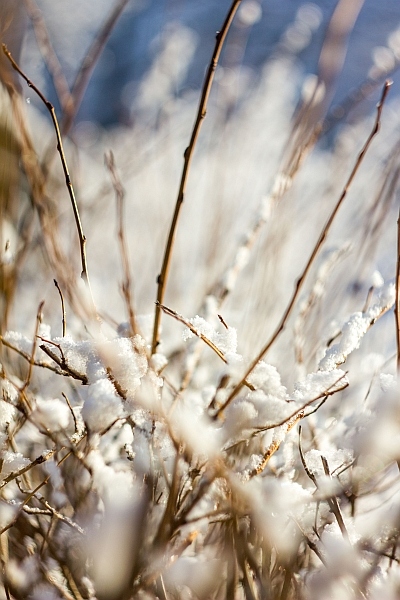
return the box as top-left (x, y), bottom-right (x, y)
top-left (152, 0), bottom-right (243, 354)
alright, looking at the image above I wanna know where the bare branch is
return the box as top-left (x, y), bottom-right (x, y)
top-left (20, 300), bottom-right (44, 398)
top-left (2, 43), bottom-right (95, 307)
top-left (152, 0), bottom-right (243, 354)
top-left (105, 150), bottom-right (137, 336)
top-left (54, 279), bottom-right (67, 337)
top-left (395, 206), bottom-right (400, 372)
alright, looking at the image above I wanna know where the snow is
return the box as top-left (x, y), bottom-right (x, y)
top-left (182, 316), bottom-right (238, 355)
top-left (34, 397), bottom-right (71, 432)
top-left (319, 280), bottom-right (395, 371)
top-left (0, 452), bottom-right (30, 480)
top-left (82, 379), bottom-right (124, 433)
top-left (305, 448), bottom-right (354, 478)
top-left (171, 403), bottom-right (221, 459)
top-left (293, 370), bottom-right (348, 402)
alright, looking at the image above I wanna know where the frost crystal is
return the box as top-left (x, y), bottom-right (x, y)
top-left (54, 335), bottom-right (92, 375)
top-left (0, 399), bottom-right (16, 427)
top-left (150, 352), bottom-right (168, 373)
top-left (171, 403), bottom-right (220, 458)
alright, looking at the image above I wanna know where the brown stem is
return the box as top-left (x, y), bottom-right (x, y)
top-left (54, 279), bottom-right (66, 337)
top-left (395, 206), bottom-right (400, 372)
top-left (151, 0), bottom-right (243, 354)
top-left (321, 455), bottom-right (349, 541)
top-left (215, 80), bottom-right (392, 417)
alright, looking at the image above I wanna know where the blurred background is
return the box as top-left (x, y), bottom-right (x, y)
top-left (15, 0), bottom-right (400, 131)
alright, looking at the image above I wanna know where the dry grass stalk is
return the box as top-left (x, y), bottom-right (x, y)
top-left (152, 0), bottom-right (243, 354)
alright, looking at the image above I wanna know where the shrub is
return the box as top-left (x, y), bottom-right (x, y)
top-left (0, 2), bottom-right (399, 599)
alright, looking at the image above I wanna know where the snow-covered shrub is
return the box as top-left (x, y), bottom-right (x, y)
top-left (0, 2), bottom-right (400, 599)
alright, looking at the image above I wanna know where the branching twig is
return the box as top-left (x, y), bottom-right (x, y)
top-left (159, 302), bottom-right (226, 361)
top-left (248, 412), bottom-right (303, 478)
top-left (215, 80), bottom-right (392, 417)
top-left (320, 455), bottom-right (349, 541)
top-left (222, 375), bottom-right (348, 454)
top-left (0, 336), bottom-right (63, 375)
top-left (151, 0), bottom-right (243, 354)
top-left (39, 344), bottom-right (88, 384)
top-left (0, 435), bottom-right (85, 535)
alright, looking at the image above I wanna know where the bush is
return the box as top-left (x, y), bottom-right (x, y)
top-left (0, 2), bottom-right (400, 599)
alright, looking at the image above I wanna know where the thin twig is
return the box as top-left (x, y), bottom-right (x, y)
top-left (251, 375), bottom-right (347, 432)
top-left (132, 531), bottom-right (198, 595)
top-left (2, 44), bottom-right (95, 306)
top-left (298, 426), bottom-right (317, 485)
top-left (248, 412), bottom-right (303, 477)
top-left (0, 436), bottom-right (85, 535)
top-left (62, 392), bottom-right (78, 433)
top-left (215, 80), bottom-right (392, 417)
top-left (0, 336), bottom-right (64, 375)
top-left (158, 303), bottom-right (228, 364)
top-left (20, 301), bottom-right (44, 397)
top-left (39, 344), bottom-right (88, 384)
top-left (222, 374), bottom-right (347, 453)
top-left (151, 0), bottom-right (243, 354)
top-left (105, 150), bottom-right (137, 336)
top-left (0, 448), bottom-right (57, 490)
top-left (395, 206), bottom-right (400, 372)
top-left (54, 279), bottom-right (66, 337)
top-left (291, 517), bottom-right (326, 566)
top-left (320, 455), bottom-right (349, 541)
